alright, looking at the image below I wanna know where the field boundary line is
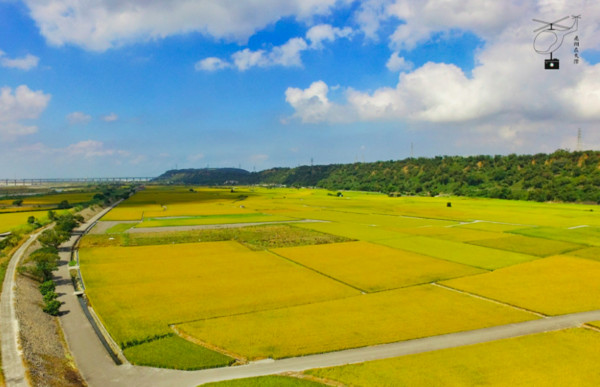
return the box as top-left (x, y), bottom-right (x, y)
top-left (169, 290), bottom-right (363, 326)
top-left (432, 283), bottom-right (547, 318)
top-left (266, 250), bottom-right (368, 294)
top-left (370, 239), bottom-right (492, 272)
top-left (170, 325), bottom-right (247, 364)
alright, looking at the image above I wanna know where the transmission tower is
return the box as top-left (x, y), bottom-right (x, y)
top-left (577, 128), bottom-right (582, 151)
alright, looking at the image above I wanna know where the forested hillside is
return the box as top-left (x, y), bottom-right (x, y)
top-left (154, 150), bottom-right (600, 203)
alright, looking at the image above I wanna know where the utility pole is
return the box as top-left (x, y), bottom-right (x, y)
top-left (577, 128), bottom-right (582, 151)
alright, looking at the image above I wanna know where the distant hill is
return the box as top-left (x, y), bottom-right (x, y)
top-left (153, 150), bottom-right (600, 203)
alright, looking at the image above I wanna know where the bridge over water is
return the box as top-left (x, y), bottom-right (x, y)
top-left (0, 177), bottom-right (154, 186)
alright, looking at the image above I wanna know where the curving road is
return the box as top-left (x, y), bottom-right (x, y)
top-left (1, 227), bottom-right (48, 387)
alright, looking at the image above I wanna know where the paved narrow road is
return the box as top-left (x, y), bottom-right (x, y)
top-left (1, 228), bottom-right (47, 387)
top-left (59, 308), bottom-right (600, 387)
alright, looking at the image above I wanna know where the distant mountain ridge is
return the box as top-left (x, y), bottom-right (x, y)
top-left (153, 150), bottom-right (600, 203)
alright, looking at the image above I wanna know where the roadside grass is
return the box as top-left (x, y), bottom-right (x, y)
top-left (510, 226), bottom-right (600, 247)
top-left (569, 247), bottom-right (600, 262)
top-left (122, 335), bottom-right (233, 370)
top-left (79, 242), bottom-right (358, 347)
top-left (176, 284), bottom-right (536, 360)
top-left (272, 241), bottom-right (485, 292)
top-left (467, 234), bottom-right (584, 257)
top-left (105, 222), bottom-right (136, 234)
top-left (203, 375), bottom-right (326, 387)
top-left (377, 236), bottom-right (538, 270)
top-left (306, 328), bottom-right (600, 386)
top-left (589, 321), bottom-right (600, 329)
top-left (442, 255), bottom-right (600, 315)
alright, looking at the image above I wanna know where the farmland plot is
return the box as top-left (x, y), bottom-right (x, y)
top-left (272, 241), bottom-right (485, 292)
top-left (442, 256), bottom-right (600, 315)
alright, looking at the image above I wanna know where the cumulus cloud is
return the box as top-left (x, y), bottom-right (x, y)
top-left (197, 23), bottom-right (352, 71)
top-left (0, 51), bottom-right (39, 70)
top-left (285, 0), bottom-right (600, 154)
top-left (306, 24), bottom-right (352, 49)
top-left (102, 113), bottom-right (119, 122)
top-left (386, 52), bottom-right (413, 72)
top-left (195, 57), bottom-right (231, 71)
top-left (285, 80), bottom-right (353, 123)
top-left (67, 111), bottom-right (92, 125)
top-left (22, 0), bottom-right (346, 51)
top-left (0, 85), bottom-right (50, 139)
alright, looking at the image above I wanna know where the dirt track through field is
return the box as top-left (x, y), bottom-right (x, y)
top-left (125, 219), bottom-right (327, 233)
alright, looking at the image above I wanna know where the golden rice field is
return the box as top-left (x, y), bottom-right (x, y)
top-left (0, 191), bottom-right (94, 209)
top-left (468, 234), bottom-right (584, 257)
top-left (272, 241), bottom-right (485, 292)
top-left (177, 284), bottom-right (536, 360)
top-left (79, 241), bottom-right (358, 346)
top-left (442, 255), bottom-right (600, 315)
top-left (0, 210), bottom-right (50, 233)
top-left (79, 186), bottom-right (600, 372)
top-left (306, 328), bottom-right (600, 386)
top-left (377, 236), bottom-right (538, 270)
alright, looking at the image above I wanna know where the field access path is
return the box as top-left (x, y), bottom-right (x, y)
top-left (47, 208), bottom-right (600, 386)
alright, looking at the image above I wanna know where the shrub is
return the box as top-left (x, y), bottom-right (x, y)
top-left (43, 300), bottom-right (61, 316)
top-left (43, 291), bottom-right (58, 303)
top-left (39, 280), bottom-right (56, 295)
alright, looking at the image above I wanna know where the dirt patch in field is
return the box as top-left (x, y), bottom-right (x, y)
top-left (15, 274), bottom-right (86, 387)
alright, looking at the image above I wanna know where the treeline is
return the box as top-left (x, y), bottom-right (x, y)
top-left (154, 150), bottom-right (600, 203)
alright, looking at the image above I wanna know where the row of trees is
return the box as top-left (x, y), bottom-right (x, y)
top-left (20, 213), bottom-right (84, 315)
top-left (156, 150), bottom-right (600, 203)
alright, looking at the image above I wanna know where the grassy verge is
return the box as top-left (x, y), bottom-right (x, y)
top-left (105, 223), bottom-right (136, 234)
top-left (203, 375), bottom-right (325, 386)
top-left (122, 335), bottom-right (234, 370)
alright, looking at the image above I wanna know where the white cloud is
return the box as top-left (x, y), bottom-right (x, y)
top-left (286, 0), bottom-right (600, 143)
top-left (66, 140), bottom-right (115, 157)
top-left (22, 0), bottom-right (346, 51)
top-left (285, 80), bottom-right (352, 123)
top-left (198, 23), bottom-right (351, 72)
top-left (101, 113), bottom-right (119, 122)
top-left (306, 24), bottom-right (352, 49)
top-left (0, 51), bottom-right (40, 70)
top-left (67, 111), bottom-right (92, 125)
top-left (0, 85), bottom-right (50, 139)
top-left (195, 57), bottom-right (231, 71)
top-left (386, 52), bottom-right (413, 72)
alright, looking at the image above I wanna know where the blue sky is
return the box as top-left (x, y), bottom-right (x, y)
top-left (1, 0), bottom-right (599, 178)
